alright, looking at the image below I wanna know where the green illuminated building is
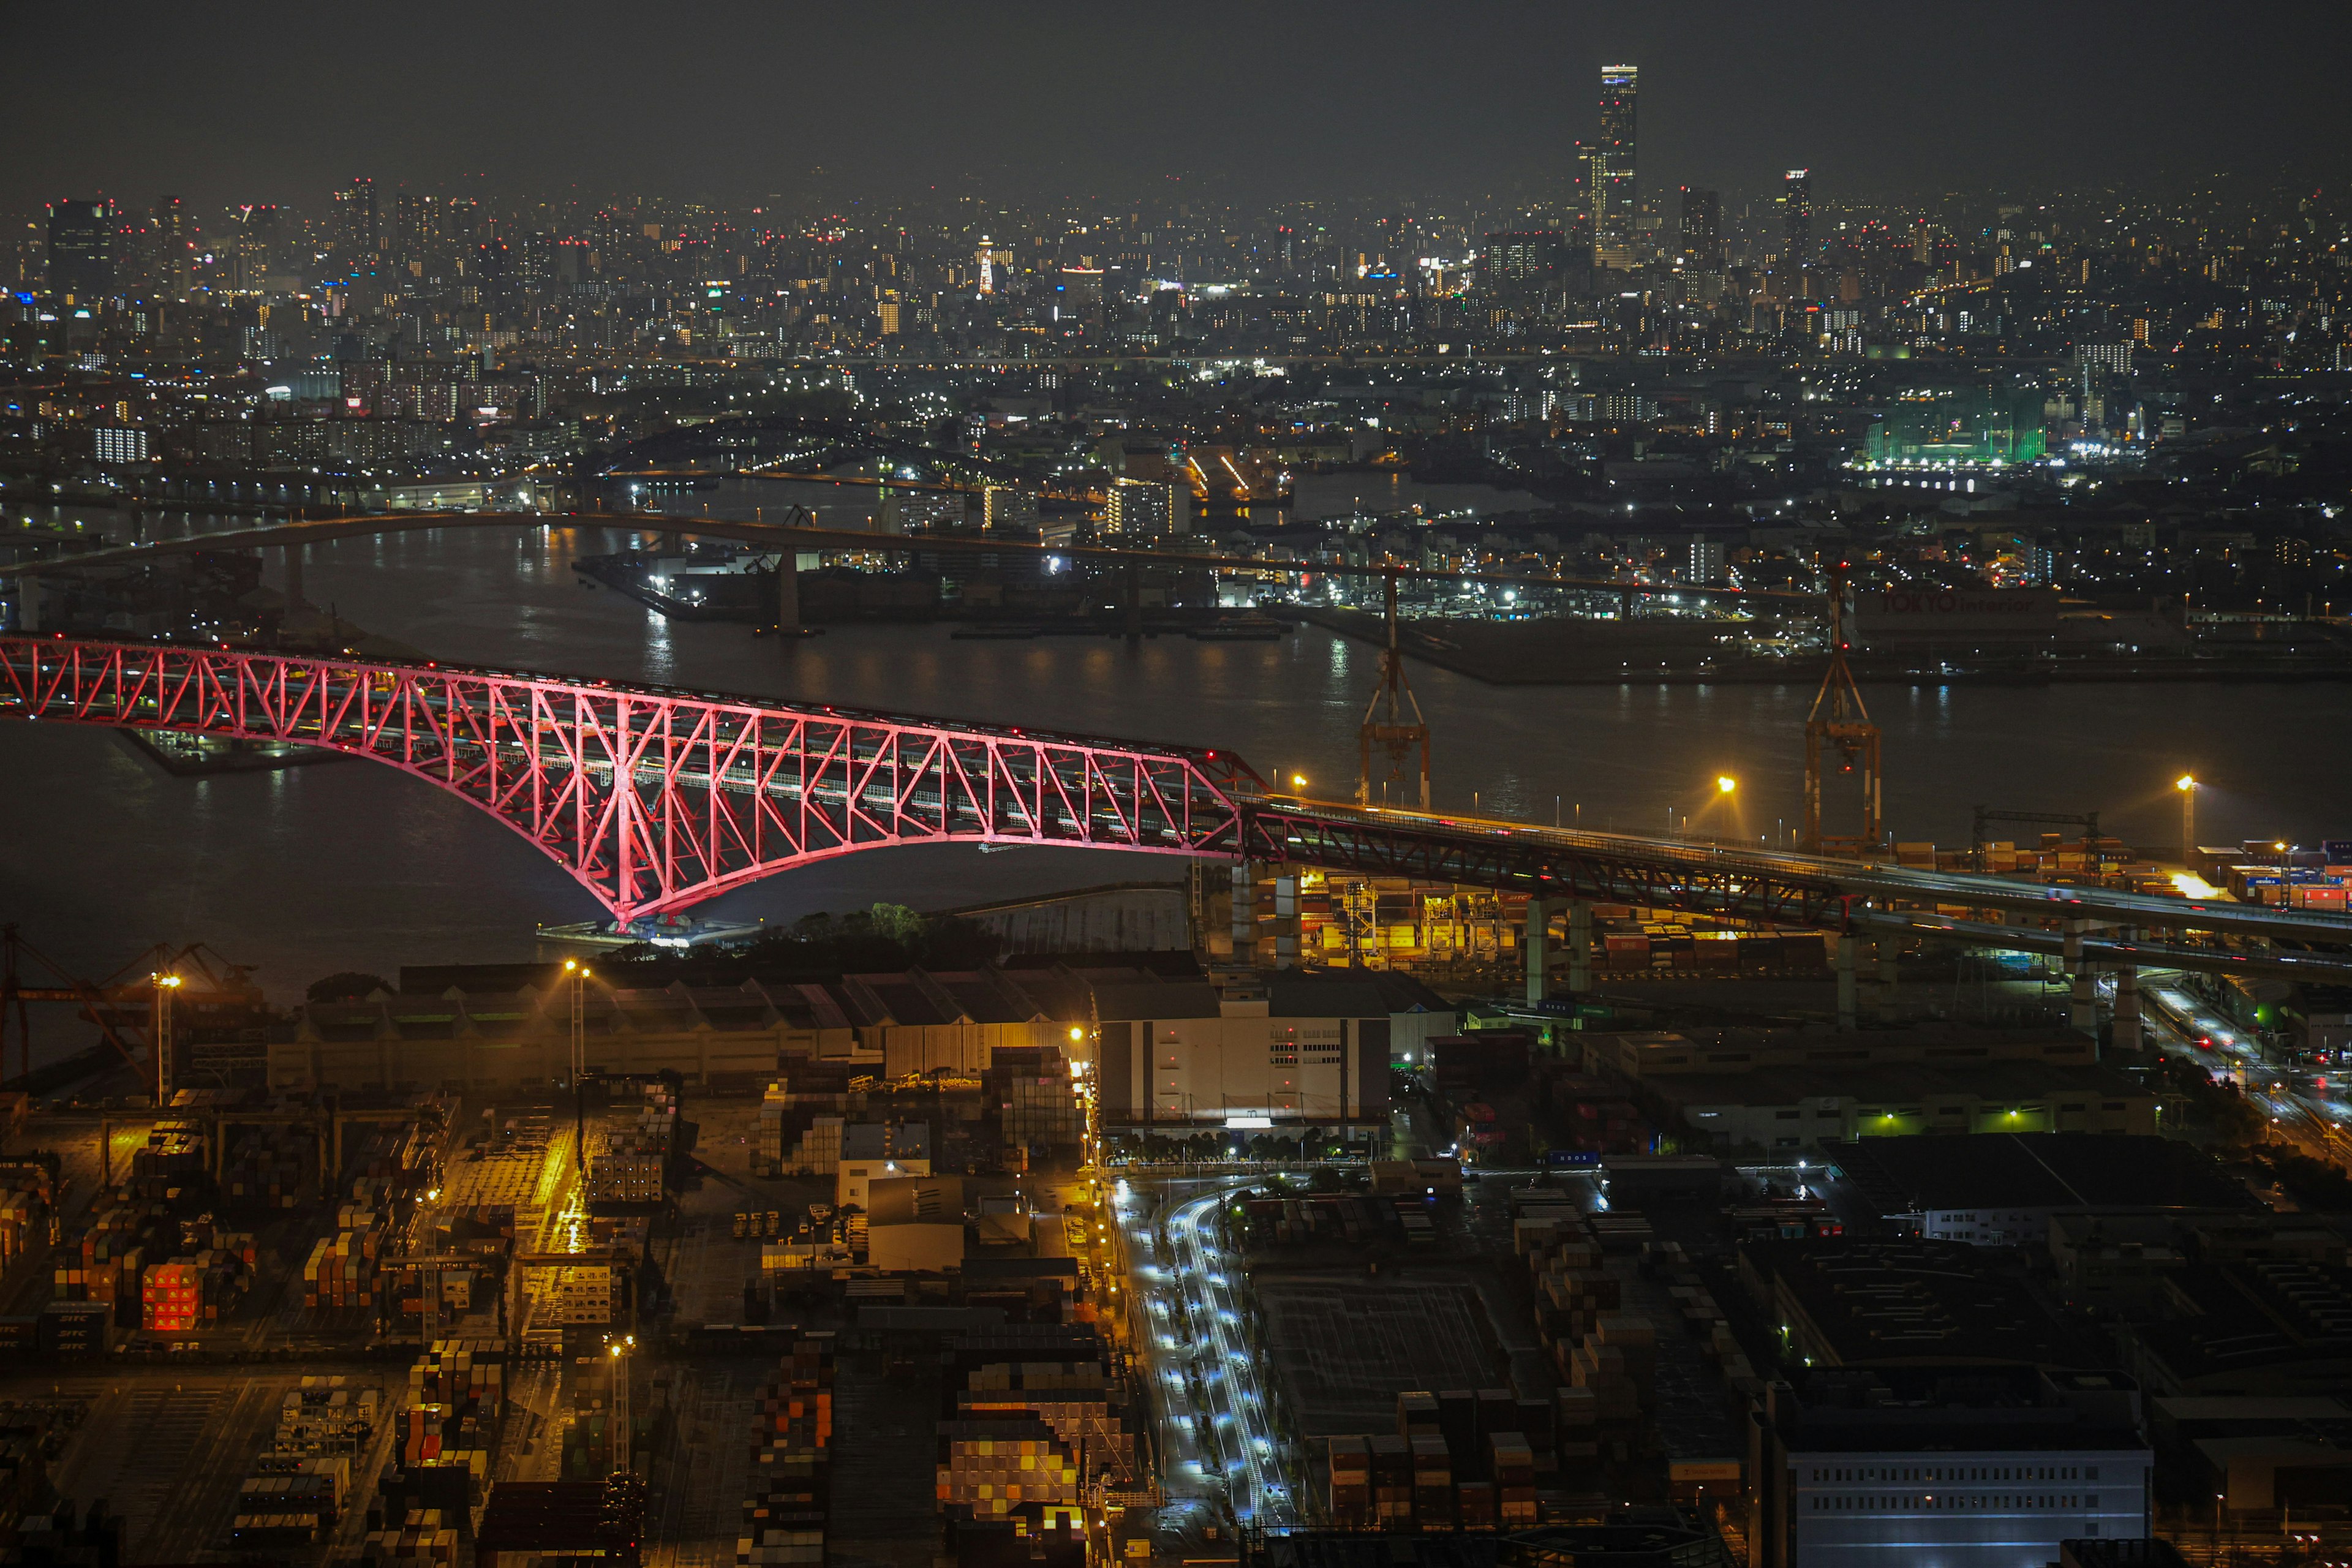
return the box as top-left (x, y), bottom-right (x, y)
top-left (1864, 386), bottom-right (2047, 466)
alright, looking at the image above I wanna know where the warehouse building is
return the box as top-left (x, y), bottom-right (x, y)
top-left (1749, 1363), bottom-right (2152, 1568)
top-left (1090, 970), bottom-right (1455, 1130)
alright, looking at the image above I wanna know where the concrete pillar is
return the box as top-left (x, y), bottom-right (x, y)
top-left (774, 551), bottom-right (799, 630)
top-left (1568, 900), bottom-right (1594, 995)
top-left (15, 575), bottom-right (37, 633)
top-left (284, 546), bottom-right (306, 611)
top-left (1272, 875), bottom-right (1299, 969)
top-left (1875, 937), bottom-right (1901, 1023)
top-left (1524, 899), bottom-right (1551, 1006)
top-left (1836, 936), bottom-right (1860, 1032)
top-left (660, 529), bottom-right (683, 557)
top-left (2113, 961), bottom-right (2142, 1055)
top-left (1228, 862), bottom-right (1256, 965)
top-left (2064, 921), bottom-right (2098, 1036)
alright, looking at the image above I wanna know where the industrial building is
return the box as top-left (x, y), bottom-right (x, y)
top-left (1748, 1365), bottom-right (2152, 1568)
top-left (1091, 970), bottom-right (1456, 1129)
top-left (1831, 1134), bottom-right (2256, 1245)
top-left (1592, 1028), bottom-right (2162, 1153)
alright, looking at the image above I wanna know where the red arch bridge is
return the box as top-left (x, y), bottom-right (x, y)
top-left (6, 636), bottom-right (2352, 980)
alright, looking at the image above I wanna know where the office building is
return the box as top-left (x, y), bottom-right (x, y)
top-left (1478, 232), bottom-right (1567, 295)
top-left (92, 427), bottom-right (148, 467)
top-left (2076, 341), bottom-right (2133, 378)
top-left (1053, 266), bottom-right (1102, 324)
top-left (1677, 186), bottom-right (1721, 271)
top-left (1780, 169), bottom-right (1812, 269)
top-left (982, 485), bottom-right (1041, 533)
top-left (45, 199), bottom-right (114, 301)
top-left (333, 176), bottom-right (379, 265)
top-left (1686, 537), bottom-right (1726, 585)
top-left (154, 195), bottom-right (189, 299)
top-left (1104, 477), bottom-right (1189, 539)
top-left (1749, 1364), bottom-right (2152, 1568)
top-left (1592, 65), bottom-right (1639, 270)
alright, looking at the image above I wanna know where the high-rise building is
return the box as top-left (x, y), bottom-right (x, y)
top-left (1781, 169), bottom-right (1813, 265)
top-left (983, 485), bottom-right (1041, 534)
top-left (1677, 186), bottom-right (1721, 271)
top-left (1592, 65), bottom-right (1639, 270)
top-left (333, 177), bottom-right (379, 265)
top-left (1566, 140), bottom-right (1594, 256)
top-left (1105, 477), bottom-right (1189, 539)
top-left (1479, 232), bottom-right (1567, 295)
top-left (155, 195), bottom-right (190, 300)
top-left (45, 199), bottom-right (115, 301)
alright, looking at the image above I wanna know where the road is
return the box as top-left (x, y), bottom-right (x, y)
top-left (1268, 796), bottom-right (2352, 950)
top-left (1119, 1177), bottom-right (1297, 1530)
top-left (2141, 975), bottom-right (2352, 1167)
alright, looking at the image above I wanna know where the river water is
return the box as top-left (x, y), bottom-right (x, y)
top-left (0, 496), bottom-right (2338, 1042)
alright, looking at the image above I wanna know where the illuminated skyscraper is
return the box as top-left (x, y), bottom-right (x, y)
top-left (1781, 168), bottom-right (1812, 265)
top-left (156, 195), bottom-right (189, 299)
top-left (1678, 186), bottom-right (1721, 270)
top-left (45, 198), bottom-right (115, 301)
top-left (1592, 64), bottom-right (1638, 270)
top-left (333, 177), bottom-right (379, 266)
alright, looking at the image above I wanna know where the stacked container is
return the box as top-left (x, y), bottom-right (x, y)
top-left (1491, 1434), bottom-right (1537, 1525)
top-left (141, 1260), bottom-right (203, 1333)
top-left (222, 1126), bottom-right (311, 1210)
top-left (279, 1378), bottom-right (381, 1454)
top-left (1327, 1436), bottom-right (1371, 1526)
top-left (739, 1330), bottom-right (833, 1568)
top-left (359, 1507), bottom-right (461, 1567)
top-left (933, 1422), bottom-right (1079, 1518)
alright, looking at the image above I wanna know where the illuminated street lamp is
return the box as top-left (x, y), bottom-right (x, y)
top-left (1717, 775), bottom-right (1737, 795)
top-left (565, 960), bottom-right (592, 1171)
top-left (608, 1333), bottom-right (635, 1475)
top-left (2176, 775), bottom-right (2197, 865)
top-left (151, 972), bottom-right (183, 1106)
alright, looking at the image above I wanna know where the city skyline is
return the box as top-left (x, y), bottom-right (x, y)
top-left (6, 1), bottom-right (2352, 211)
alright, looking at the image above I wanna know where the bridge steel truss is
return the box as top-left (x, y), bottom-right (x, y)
top-left (1241, 802), bottom-right (1853, 928)
top-left (0, 637), bottom-right (1251, 921)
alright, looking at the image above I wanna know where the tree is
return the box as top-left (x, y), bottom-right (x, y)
top-left (307, 971), bottom-right (390, 1003)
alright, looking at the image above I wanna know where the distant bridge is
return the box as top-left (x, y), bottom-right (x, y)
top-left (6, 635), bottom-right (2351, 981)
top-left (582, 414), bottom-right (1035, 483)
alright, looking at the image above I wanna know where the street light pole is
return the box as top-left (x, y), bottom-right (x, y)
top-left (151, 973), bottom-right (182, 1107)
top-left (2177, 775), bottom-right (2198, 867)
top-left (609, 1334), bottom-right (635, 1476)
top-left (565, 960), bottom-right (590, 1172)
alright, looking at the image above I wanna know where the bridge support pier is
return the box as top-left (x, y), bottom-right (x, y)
top-left (774, 551), bottom-right (800, 631)
top-left (1876, 937), bottom-right (1901, 1023)
top-left (1228, 862), bottom-right (1256, 965)
top-left (284, 546), bottom-right (306, 611)
top-left (1523, 899), bottom-right (1551, 1006)
top-left (1568, 900), bottom-right (1594, 995)
top-left (13, 577), bottom-right (34, 633)
top-left (1272, 875), bottom-right (1298, 968)
top-left (2113, 956), bottom-right (2143, 1055)
top-left (2065, 921), bottom-right (2098, 1036)
top-left (1836, 936), bottom-right (1860, 1031)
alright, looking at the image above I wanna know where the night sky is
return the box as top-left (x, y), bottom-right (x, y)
top-left (9, 0), bottom-right (2352, 210)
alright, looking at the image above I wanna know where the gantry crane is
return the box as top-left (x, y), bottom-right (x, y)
top-left (1358, 570), bottom-right (1431, 810)
top-left (1801, 562), bottom-right (1882, 857)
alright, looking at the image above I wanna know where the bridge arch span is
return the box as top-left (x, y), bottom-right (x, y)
top-left (0, 636), bottom-right (1254, 922)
